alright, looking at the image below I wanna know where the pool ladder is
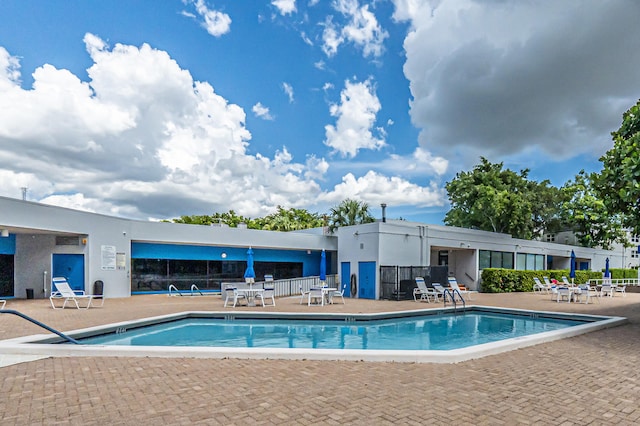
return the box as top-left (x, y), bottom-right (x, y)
top-left (443, 288), bottom-right (466, 311)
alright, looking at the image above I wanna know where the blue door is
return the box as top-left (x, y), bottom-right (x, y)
top-left (341, 262), bottom-right (351, 297)
top-left (358, 261), bottom-right (376, 299)
top-left (52, 254), bottom-right (84, 292)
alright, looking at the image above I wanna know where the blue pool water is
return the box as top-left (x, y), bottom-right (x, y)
top-left (75, 312), bottom-right (586, 351)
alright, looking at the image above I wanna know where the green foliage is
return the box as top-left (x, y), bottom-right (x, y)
top-left (596, 99), bottom-right (640, 235)
top-left (444, 157), bottom-right (564, 239)
top-left (481, 268), bottom-right (603, 293)
top-left (608, 268), bottom-right (639, 280)
top-left (560, 170), bottom-right (626, 249)
top-left (327, 199), bottom-right (375, 233)
top-left (171, 207), bottom-right (324, 231)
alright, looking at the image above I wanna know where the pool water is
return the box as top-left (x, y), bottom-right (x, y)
top-left (76, 312), bottom-right (585, 351)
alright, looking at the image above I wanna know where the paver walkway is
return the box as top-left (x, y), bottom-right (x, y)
top-left (1, 292), bottom-right (640, 425)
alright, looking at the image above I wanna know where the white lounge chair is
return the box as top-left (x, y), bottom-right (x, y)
top-left (431, 283), bottom-right (446, 302)
top-left (413, 277), bottom-right (435, 303)
top-left (50, 277), bottom-right (99, 309)
top-left (448, 277), bottom-right (473, 300)
top-left (533, 277), bottom-right (550, 294)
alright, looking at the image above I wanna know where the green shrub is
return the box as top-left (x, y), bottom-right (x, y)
top-left (480, 268), bottom-right (603, 293)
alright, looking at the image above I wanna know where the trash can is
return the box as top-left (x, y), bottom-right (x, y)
top-left (26, 288), bottom-right (34, 299)
top-left (93, 280), bottom-right (104, 296)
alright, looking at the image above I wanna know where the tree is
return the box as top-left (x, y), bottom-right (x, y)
top-left (172, 210), bottom-right (255, 228)
top-left (327, 199), bottom-right (375, 233)
top-left (444, 157), bottom-right (563, 239)
top-left (560, 170), bottom-right (626, 249)
top-left (260, 206), bottom-right (324, 231)
top-left (596, 99), bottom-right (640, 234)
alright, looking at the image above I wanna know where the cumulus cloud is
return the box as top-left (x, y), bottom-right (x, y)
top-left (185, 0), bottom-right (231, 37)
top-left (272, 0), bottom-right (297, 15)
top-left (282, 82), bottom-right (294, 103)
top-left (321, 0), bottom-right (388, 58)
top-left (252, 102), bottom-right (274, 120)
top-left (0, 34), bottom-right (448, 219)
top-left (318, 171), bottom-right (445, 207)
top-left (324, 78), bottom-right (385, 157)
top-left (394, 0), bottom-right (640, 166)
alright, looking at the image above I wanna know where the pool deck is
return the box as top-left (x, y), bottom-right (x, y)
top-left (2, 292), bottom-right (640, 425)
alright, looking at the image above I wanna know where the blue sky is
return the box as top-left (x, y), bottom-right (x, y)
top-left (1, 1), bottom-right (639, 224)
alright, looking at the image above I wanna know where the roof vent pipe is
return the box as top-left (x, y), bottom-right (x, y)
top-left (381, 203), bottom-right (387, 223)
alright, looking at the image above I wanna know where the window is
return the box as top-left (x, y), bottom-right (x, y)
top-left (632, 235), bottom-right (640, 243)
top-left (479, 250), bottom-right (514, 269)
top-left (515, 253), bottom-right (545, 270)
top-left (545, 234), bottom-right (555, 242)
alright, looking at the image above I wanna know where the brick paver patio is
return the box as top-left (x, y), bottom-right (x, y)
top-left (1, 292), bottom-right (640, 425)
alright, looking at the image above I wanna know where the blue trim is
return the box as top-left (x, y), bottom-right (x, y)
top-left (0, 234), bottom-right (16, 255)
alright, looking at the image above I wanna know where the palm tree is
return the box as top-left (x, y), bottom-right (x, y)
top-left (327, 199), bottom-right (375, 233)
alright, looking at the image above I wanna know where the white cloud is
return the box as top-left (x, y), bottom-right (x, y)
top-left (321, 0), bottom-right (388, 58)
top-left (187, 0), bottom-right (231, 37)
top-left (394, 0), bottom-right (640, 167)
top-left (319, 171), bottom-right (446, 207)
top-left (252, 102), bottom-right (274, 120)
top-left (324, 78), bottom-right (385, 158)
top-left (272, 0), bottom-right (297, 15)
top-left (314, 60), bottom-right (326, 70)
top-left (282, 82), bottom-right (294, 103)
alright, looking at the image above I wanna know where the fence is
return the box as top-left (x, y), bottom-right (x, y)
top-left (222, 275), bottom-right (338, 298)
top-left (380, 266), bottom-right (448, 300)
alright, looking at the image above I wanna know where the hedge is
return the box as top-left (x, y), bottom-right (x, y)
top-left (480, 268), bottom-right (604, 293)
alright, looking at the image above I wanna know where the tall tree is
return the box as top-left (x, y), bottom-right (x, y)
top-left (444, 157), bottom-right (563, 239)
top-left (260, 206), bottom-right (324, 231)
top-left (560, 170), bottom-right (626, 249)
top-left (327, 199), bottom-right (375, 233)
top-left (596, 99), bottom-right (640, 234)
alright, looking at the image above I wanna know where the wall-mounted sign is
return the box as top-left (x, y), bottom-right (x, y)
top-left (101, 245), bottom-right (116, 270)
top-left (116, 252), bottom-right (126, 270)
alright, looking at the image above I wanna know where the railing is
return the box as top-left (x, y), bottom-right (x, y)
top-left (220, 275), bottom-right (338, 298)
top-left (0, 309), bottom-right (79, 344)
top-left (587, 278), bottom-right (639, 286)
top-left (443, 288), bottom-right (466, 311)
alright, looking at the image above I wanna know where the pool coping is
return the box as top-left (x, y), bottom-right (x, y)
top-left (0, 306), bottom-right (626, 364)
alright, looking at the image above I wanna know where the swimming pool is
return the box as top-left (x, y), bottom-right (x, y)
top-left (0, 306), bottom-right (626, 363)
top-left (76, 312), bottom-right (587, 350)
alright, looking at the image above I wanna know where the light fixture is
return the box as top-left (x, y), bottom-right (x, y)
top-left (221, 252), bottom-right (227, 259)
top-left (1, 229), bottom-right (8, 237)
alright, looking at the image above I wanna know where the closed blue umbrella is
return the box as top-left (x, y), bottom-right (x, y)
top-left (319, 249), bottom-right (327, 282)
top-left (605, 257), bottom-right (610, 278)
top-left (244, 247), bottom-right (255, 281)
top-left (570, 250), bottom-right (576, 281)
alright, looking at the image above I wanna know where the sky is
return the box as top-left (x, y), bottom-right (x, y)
top-left (1, 0), bottom-right (639, 225)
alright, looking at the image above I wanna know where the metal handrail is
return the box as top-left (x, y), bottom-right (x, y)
top-left (0, 309), bottom-right (79, 344)
top-left (443, 288), bottom-right (466, 310)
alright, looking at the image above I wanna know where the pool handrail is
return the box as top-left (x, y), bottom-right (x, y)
top-left (0, 309), bottom-right (80, 344)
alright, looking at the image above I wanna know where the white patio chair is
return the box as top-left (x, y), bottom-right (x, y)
top-left (223, 286), bottom-right (247, 307)
top-left (614, 284), bottom-right (626, 297)
top-left (308, 287), bottom-right (325, 306)
top-left (330, 283), bottom-right (346, 304)
top-left (413, 277), bottom-right (434, 303)
top-left (599, 284), bottom-right (614, 298)
top-left (448, 277), bottom-right (473, 300)
top-left (256, 284), bottom-right (275, 307)
top-left (431, 283), bottom-right (446, 302)
top-left (556, 286), bottom-right (572, 303)
top-left (533, 277), bottom-right (550, 294)
top-left (575, 284), bottom-right (596, 304)
top-left (299, 284), bottom-right (310, 304)
top-left (50, 277), bottom-right (98, 309)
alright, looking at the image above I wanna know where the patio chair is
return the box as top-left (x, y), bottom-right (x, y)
top-left (431, 283), bottom-right (446, 302)
top-left (256, 284), bottom-right (276, 307)
top-left (614, 284), bottom-right (626, 297)
top-left (599, 284), bottom-right (614, 298)
top-left (448, 277), bottom-right (473, 300)
top-left (561, 276), bottom-right (572, 286)
top-left (299, 284), bottom-right (310, 304)
top-left (223, 286), bottom-right (247, 307)
top-left (330, 283), bottom-right (346, 304)
top-left (50, 277), bottom-right (98, 309)
top-left (556, 286), bottom-right (572, 303)
top-left (533, 277), bottom-right (549, 294)
top-left (413, 277), bottom-right (435, 303)
top-left (308, 287), bottom-right (325, 306)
